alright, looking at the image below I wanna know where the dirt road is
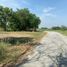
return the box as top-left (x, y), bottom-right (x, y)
top-left (18, 32), bottom-right (67, 67)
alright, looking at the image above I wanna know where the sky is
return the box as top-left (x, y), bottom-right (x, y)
top-left (0, 0), bottom-right (67, 28)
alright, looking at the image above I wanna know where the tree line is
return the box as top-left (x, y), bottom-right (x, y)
top-left (0, 6), bottom-right (41, 31)
top-left (40, 25), bottom-right (67, 31)
top-left (51, 25), bottom-right (67, 30)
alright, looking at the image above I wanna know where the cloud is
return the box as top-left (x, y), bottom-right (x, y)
top-left (43, 7), bottom-right (56, 17)
top-left (43, 7), bottom-right (54, 13)
top-left (39, 7), bottom-right (56, 27)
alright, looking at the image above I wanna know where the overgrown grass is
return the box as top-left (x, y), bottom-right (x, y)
top-left (0, 42), bottom-right (9, 63)
top-left (0, 31), bottom-right (46, 66)
top-left (0, 42), bottom-right (30, 65)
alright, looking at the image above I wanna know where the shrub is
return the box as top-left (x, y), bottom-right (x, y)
top-left (0, 42), bottom-right (8, 62)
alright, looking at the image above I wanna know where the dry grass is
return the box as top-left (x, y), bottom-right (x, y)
top-left (0, 31), bottom-right (47, 66)
top-left (0, 44), bottom-right (33, 66)
top-left (0, 31), bottom-right (47, 41)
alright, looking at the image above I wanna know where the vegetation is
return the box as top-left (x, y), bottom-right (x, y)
top-left (39, 26), bottom-right (67, 36)
top-left (0, 5), bottom-right (45, 66)
top-left (40, 26), bottom-right (67, 31)
top-left (0, 42), bottom-right (31, 64)
top-left (51, 30), bottom-right (67, 36)
top-left (0, 6), bottom-right (41, 31)
top-left (0, 4), bottom-right (67, 67)
top-left (0, 31), bottom-right (46, 65)
top-left (51, 25), bottom-right (67, 30)
top-left (0, 42), bottom-right (8, 62)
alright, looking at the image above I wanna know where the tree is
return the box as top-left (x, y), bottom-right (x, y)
top-left (8, 8), bottom-right (41, 31)
top-left (61, 25), bottom-right (67, 30)
top-left (51, 26), bottom-right (61, 30)
top-left (30, 14), bottom-right (40, 31)
top-left (0, 6), bottom-right (41, 31)
top-left (0, 6), bottom-right (13, 31)
top-left (0, 6), bottom-right (4, 28)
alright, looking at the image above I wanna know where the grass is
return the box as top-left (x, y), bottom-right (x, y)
top-left (0, 42), bottom-right (8, 63)
top-left (0, 42), bottom-right (32, 65)
top-left (55, 30), bottom-right (67, 36)
top-left (0, 31), bottom-right (44, 37)
top-left (47, 30), bottom-right (67, 36)
top-left (0, 31), bottom-right (46, 42)
top-left (0, 31), bottom-right (46, 66)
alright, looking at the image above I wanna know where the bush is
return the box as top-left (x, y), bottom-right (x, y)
top-left (0, 42), bottom-right (8, 62)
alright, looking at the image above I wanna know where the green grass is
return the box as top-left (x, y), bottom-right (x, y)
top-left (0, 42), bottom-right (9, 63)
top-left (0, 42), bottom-right (28, 65)
top-left (55, 30), bottom-right (67, 36)
top-left (46, 30), bottom-right (67, 36)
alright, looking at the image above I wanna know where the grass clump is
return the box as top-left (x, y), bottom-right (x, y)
top-left (0, 42), bottom-right (8, 63)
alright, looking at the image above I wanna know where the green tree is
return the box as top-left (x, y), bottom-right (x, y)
top-left (0, 6), bottom-right (41, 31)
top-left (0, 6), bottom-right (13, 31)
top-left (61, 25), bottom-right (67, 30)
top-left (9, 8), bottom-right (41, 31)
top-left (29, 14), bottom-right (41, 31)
top-left (0, 6), bottom-right (4, 28)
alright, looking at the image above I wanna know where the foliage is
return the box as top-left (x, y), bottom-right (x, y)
top-left (61, 25), bottom-right (67, 30)
top-left (0, 6), bottom-right (41, 31)
top-left (51, 26), bottom-right (61, 30)
top-left (39, 27), bottom-right (49, 31)
top-left (51, 26), bottom-right (67, 30)
top-left (0, 42), bottom-right (8, 62)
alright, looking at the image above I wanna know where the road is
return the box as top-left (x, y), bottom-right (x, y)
top-left (18, 32), bottom-right (67, 67)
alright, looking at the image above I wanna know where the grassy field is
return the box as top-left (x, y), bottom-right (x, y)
top-left (0, 31), bottom-right (45, 38)
top-left (48, 30), bottom-right (67, 36)
top-left (0, 31), bottom-right (46, 66)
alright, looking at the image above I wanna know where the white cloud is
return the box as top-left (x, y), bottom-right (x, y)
top-left (43, 7), bottom-right (56, 17)
top-left (43, 7), bottom-right (54, 13)
top-left (39, 7), bottom-right (56, 27)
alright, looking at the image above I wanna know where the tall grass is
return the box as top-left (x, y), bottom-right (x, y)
top-left (0, 42), bottom-right (8, 63)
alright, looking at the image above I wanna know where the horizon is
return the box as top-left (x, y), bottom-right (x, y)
top-left (0, 0), bottom-right (67, 28)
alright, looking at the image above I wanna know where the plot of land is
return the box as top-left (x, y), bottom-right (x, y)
top-left (0, 30), bottom-right (67, 67)
top-left (0, 31), bottom-right (47, 67)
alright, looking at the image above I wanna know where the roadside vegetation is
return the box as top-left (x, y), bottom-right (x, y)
top-left (0, 31), bottom-right (46, 66)
top-left (0, 42), bottom-right (33, 66)
top-left (50, 30), bottom-right (67, 36)
top-left (0, 5), bottom-right (42, 66)
top-left (40, 25), bottom-right (67, 36)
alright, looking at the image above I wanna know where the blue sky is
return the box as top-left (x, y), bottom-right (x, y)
top-left (0, 0), bottom-right (67, 27)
